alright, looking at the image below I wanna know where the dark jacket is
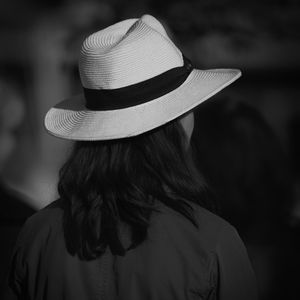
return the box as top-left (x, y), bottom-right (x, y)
top-left (2, 199), bottom-right (258, 300)
top-left (0, 182), bottom-right (35, 293)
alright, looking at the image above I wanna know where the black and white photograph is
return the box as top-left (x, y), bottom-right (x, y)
top-left (0, 0), bottom-right (299, 299)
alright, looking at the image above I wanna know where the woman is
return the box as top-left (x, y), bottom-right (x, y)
top-left (3, 15), bottom-right (258, 300)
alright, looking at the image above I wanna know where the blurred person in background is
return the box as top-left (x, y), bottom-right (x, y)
top-left (0, 79), bottom-right (35, 292)
top-left (0, 0), bottom-right (115, 292)
top-left (192, 97), bottom-right (297, 300)
top-left (2, 15), bottom-right (257, 300)
top-left (3, 1), bottom-right (116, 209)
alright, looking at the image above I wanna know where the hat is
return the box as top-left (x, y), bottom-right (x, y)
top-left (45, 14), bottom-right (241, 140)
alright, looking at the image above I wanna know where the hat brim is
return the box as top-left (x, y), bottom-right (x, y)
top-left (44, 68), bottom-right (241, 140)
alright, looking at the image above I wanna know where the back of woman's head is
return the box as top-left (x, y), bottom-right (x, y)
top-left (58, 118), bottom-right (212, 260)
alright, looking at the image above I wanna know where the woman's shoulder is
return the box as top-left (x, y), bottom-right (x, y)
top-left (193, 203), bottom-right (241, 249)
top-left (24, 198), bottom-right (63, 227)
top-left (155, 201), bottom-right (238, 252)
top-left (193, 203), bottom-right (235, 234)
top-left (15, 199), bottom-right (64, 247)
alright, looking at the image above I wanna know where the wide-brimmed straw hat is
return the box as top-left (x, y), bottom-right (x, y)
top-left (45, 14), bottom-right (241, 140)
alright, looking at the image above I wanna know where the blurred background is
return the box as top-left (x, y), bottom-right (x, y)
top-left (0, 0), bottom-right (299, 299)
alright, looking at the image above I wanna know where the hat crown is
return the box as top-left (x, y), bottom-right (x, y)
top-left (79, 15), bottom-right (184, 90)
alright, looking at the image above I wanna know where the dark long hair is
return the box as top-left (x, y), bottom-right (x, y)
top-left (58, 118), bottom-right (213, 260)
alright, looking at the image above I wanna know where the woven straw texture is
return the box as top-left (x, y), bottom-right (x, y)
top-left (45, 14), bottom-right (241, 140)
